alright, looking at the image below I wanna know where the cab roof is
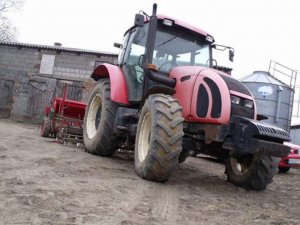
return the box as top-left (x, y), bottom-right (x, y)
top-left (156, 14), bottom-right (212, 39)
top-left (124, 14), bottom-right (213, 41)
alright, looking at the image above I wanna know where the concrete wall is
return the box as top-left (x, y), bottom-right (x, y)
top-left (0, 43), bottom-right (117, 123)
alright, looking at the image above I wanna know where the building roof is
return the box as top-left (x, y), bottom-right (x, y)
top-left (291, 124), bottom-right (300, 129)
top-left (0, 41), bottom-right (118, 57)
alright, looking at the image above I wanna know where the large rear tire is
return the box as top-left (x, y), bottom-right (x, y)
top-left (134, 94), bottom-right (184, 182)
top-left (225, 153), bottom-right (280, 191)
top-left (83, 79), bottom-right (119, 156)
top-left (40, 116), bottom-right (51, 137)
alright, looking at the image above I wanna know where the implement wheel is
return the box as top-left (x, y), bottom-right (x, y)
top-left (83, 79), bottom-right (119, 156)
top-left (40, 116), bottom-right (51, 137)
top-left (134, 94), bottom-right (184, 182)
top-left (225, 153), bottom-right (280, 191)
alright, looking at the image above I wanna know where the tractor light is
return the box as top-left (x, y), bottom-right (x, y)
top-left (244, 99), bottom-right (254, 109)
top-left (231, 95), bottom-right (241, 105)
top-left (205, 35), bottom-right (214, 43)
top-left (163, 19), bottom-right (174, 26)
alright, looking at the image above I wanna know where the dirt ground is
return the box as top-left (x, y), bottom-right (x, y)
top-left (0, 119), bottom-right (300, 225)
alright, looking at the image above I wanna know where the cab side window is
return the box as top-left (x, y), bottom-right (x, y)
top-left (122, 25), bottom-right (148, 102)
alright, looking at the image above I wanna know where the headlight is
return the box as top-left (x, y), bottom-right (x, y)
top-left (231, 95), bottom-right (240, 105)
top-left (244, 99), bottom-right (254, 108)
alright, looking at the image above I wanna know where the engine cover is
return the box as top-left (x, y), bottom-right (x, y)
top-left (170, 66), bottom-right (255, 124)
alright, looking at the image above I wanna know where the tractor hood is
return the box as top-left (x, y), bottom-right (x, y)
top-left (170, 66), bottom-right (256, 123)
top-left (170, 66), bottom-right (253, 99)
top-left (169, 65), bottom-right (230, 78)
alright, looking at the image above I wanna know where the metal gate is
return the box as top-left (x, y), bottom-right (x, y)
top-left (56, 80), bottom-right (84, 101)
top-left (0, 79), bottom-right (14, 118)
top-left (28, 80), bottom-right (49, 122)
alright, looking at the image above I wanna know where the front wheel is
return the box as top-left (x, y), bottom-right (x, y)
top-left (83, 79), bottom-right (119, 156)
top-left (225, 153), bottom-right (280, 191)
top-left (134, 94), bottom-right (184, 182)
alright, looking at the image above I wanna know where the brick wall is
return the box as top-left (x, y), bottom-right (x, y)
top-left (0, 42), bottom-right (117, 123)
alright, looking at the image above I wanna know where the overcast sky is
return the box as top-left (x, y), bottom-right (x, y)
top-left (7, 0), bottom-right (300, 79)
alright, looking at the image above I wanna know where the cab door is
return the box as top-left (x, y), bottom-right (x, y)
top-left (119, 25), bottom-right (149, 103)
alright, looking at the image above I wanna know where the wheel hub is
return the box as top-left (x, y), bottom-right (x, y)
top-left (138, 112), bottom-right (151, 162)
top-left (86, 94), bottom-right (102, 139)
top-left (230, 156), bottom-right (252, 175)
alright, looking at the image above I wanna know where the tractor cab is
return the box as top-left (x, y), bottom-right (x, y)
top-left (114, 4), bottom-right (233, 104)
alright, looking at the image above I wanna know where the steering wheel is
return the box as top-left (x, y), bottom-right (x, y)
top-left (159, 61), bottom-right (178, 72)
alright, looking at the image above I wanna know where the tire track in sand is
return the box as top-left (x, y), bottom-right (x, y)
top-left (151, 183), bottom-right (180, 223)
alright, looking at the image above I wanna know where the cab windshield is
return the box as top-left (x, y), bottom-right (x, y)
top-left (153, 22), bottom-right (211, 73)
top-left (126, 22), bottom-right (211, 73)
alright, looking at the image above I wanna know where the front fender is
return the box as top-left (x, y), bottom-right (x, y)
top-left (92, 63), bottom-right (129, 105)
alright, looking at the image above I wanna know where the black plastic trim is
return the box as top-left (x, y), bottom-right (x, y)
top-left (204, 77), bottom-right (221, 118)
top-left (196, 84), bottom-right (209, 117)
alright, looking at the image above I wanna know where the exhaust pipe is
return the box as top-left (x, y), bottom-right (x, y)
top-left (143, 3), bottom-right (176, 88)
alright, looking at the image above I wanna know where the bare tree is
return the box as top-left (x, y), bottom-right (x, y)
top-left (0, 0), bottom-right (23, 42)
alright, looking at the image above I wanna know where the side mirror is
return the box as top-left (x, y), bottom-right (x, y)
top-left (113, 42), bottom-right (122, 49)
top-left (229, 49), bottom-right (234, 62)
top-left (134, 14), bottom-right (144, 27)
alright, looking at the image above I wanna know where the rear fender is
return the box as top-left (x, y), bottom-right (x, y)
top-left (91, 64), bottom-right (129, 105)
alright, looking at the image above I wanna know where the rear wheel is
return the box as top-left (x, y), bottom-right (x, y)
top-left (278, 167), bottom-right (290, 173)
top-left (134, 94), bottom-right (184, 182)
top-left (83, 79), bottom-right (119, 156)
top-left (225, 153), bottom-right (280, 191)
top-left (40, 117), bottom-right (51, 137)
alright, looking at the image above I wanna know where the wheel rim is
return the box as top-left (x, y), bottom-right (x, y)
top-left (230, 156), bottom-right (252, 175)
top-left (86, 94), bottom-right (102, 139)
top-left (138, 112), bottom-right (151, 162)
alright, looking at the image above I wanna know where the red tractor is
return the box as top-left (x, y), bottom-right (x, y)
top-left (40, 84), bottom-right (86, 143)
top-left (83, 4), bottom-right (290, 190)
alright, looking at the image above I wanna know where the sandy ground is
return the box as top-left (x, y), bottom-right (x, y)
top-left (0, 119), bottom-right (300, 225)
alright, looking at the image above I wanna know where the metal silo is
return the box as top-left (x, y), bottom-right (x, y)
top-left (240, 70), bottom-right (294, 132)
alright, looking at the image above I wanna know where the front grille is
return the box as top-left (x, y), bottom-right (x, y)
top-left (252, 121), bottom-right (291, 141)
